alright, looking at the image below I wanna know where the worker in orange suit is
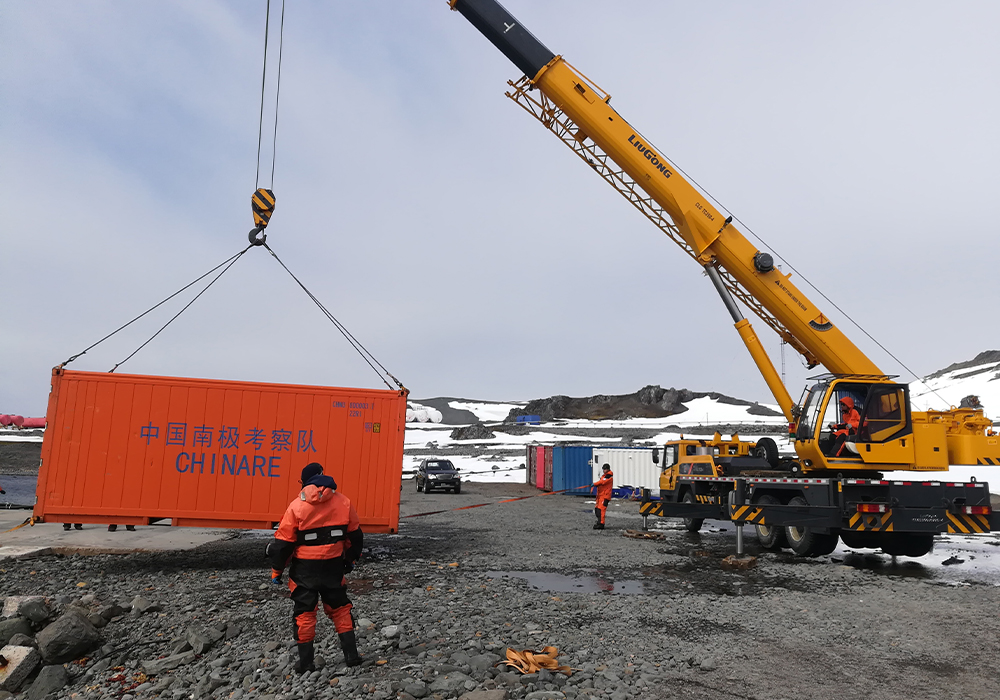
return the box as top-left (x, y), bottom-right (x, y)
top-left (267, 462), bottom-right (364, 672)
top-left (829, 396), bottom-right (861, 456)
top-left (592, 463), bottom-right (614, 530)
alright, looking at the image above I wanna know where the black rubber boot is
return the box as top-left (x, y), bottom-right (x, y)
top-left (63, 523), bottom-right (71, 531)
top-left (593, 522), bottom-right (605, 530)
top-left (108, 524), bottom-right (117, 532)
top-left (339, 631), bottom-right (363, 667)
top-left (295, 641), bottom-right (316, 674)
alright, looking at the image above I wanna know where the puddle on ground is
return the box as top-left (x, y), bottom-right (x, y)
top-left (486, 570), bottom-right (645, 595)
top-left (834, 552), bottom-right (933, 579)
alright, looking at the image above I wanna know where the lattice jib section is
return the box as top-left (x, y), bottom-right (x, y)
top-left (504, 77), bottom-right (817, 367)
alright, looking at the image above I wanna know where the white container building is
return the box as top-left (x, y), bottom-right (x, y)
top-left (590, 446), bottom-right (662, 496)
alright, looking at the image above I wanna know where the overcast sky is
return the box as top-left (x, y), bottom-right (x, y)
top-left (3, 1), bottom-right (998, 417)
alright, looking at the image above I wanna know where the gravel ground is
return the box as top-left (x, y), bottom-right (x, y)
top-left (2, 481), bottom-right (999, 700)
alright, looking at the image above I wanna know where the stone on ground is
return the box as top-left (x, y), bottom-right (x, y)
top-left (0, 619), bottom-right (32, 646)
top-left (0, 644), bottom-right (41, 692)
top-left (35, 610), bottom-right (102, 663)
top-left (142, 650), bottom-right (197, 675)
top-left (24, 664), bottom-right (67, 700)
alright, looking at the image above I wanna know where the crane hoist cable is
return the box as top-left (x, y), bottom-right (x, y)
top-left (254, 0), bottom-right (285, 193)
top-left (60, 0), bottom-right (403, 391)
top-left (249, 0), bottom-right (285, 247)
top-left (242, 0), bottom-right (403, 392)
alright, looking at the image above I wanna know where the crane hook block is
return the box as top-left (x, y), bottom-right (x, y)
top-left (251, 188), bottom-right (276, 229)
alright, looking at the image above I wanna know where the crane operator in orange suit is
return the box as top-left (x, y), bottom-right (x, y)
top-left (267, 462), bottom-right (364, 673)
top-left (592, 463), bottom-right (614, 530)
top-left (829, 396), bottom-right (861, 456)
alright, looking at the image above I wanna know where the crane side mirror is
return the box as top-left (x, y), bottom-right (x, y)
top-left (652, 448), bottom-right (660, 464)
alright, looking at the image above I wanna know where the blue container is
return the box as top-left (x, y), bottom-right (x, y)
top-left (551, 445), bottom-right (594, 495)
top-left (515, 415), bottom-right (542, 425)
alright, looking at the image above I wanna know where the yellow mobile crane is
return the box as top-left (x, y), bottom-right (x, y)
top-left (450, 0), bottom-right (1000, 556)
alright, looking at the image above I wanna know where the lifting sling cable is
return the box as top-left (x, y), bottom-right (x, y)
top-left (260, 242), bottom-right (405, 392)
top-left (107, 247), bottom-right (251, 372)
top-left (59, 245), bottom-right (253, 370)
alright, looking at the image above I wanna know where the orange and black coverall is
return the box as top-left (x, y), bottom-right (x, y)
top-left (830, 397), bottom-right (861, 456)
top-left (592, 468), bottom-right (614, 526)
top-left (268, 474), bottom-right (363, 670)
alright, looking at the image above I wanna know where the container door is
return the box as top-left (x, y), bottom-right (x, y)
top-left (568, 446), bottom-right (594, 494)
top-left (551, 446), bottom-right (564, 492)
top-left (536, 446), bottom-right (546, 489)
top-left (527, 446), bottom-right (536, 486)
top-left (544, 446), bottom-right (553, 492)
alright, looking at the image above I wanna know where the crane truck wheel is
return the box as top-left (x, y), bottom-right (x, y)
top-left (784, 496), bottom-right (839, 557)
top-left (753, 495), bottom-right (787, 550)
top-left (681, 491), bottom-right (704, 533)
top-left (752, 437), bottom-right (779, 468)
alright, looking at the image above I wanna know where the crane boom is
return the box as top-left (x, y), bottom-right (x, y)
top-left (449, 0), bottom-right (882, 410)
top-left (450, 0), bottom-right (1000, 473)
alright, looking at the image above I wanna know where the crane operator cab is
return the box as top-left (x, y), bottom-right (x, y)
top-left (794, 376), bottom-right (917, 472)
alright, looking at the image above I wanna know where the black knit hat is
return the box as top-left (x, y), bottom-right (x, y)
top-left (301, 462), bottom-right (324, 483)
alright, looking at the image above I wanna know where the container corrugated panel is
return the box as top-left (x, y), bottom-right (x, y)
top-left (590, 446), bottom-right (661, 496)
top-left (543, 446), bottom-right (553, 491)
top-left (551, 445), bottom-right (594, 494)
top-left (526, 446), bottom-right (537, 486)
top-left (36, 368), bottom-right (408, 533)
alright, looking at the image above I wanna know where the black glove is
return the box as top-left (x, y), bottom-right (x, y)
top-left (344, 560), bottom-right (355, 574)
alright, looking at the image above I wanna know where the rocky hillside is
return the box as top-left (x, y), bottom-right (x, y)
top-left (505, 385), bottom-right (781, 423)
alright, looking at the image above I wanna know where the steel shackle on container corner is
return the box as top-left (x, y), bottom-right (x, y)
top-left (35, 368), bottom-right (407, 533)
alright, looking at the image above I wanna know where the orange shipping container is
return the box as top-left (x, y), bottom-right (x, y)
top-left (35, 368), bottom-right (408, 533)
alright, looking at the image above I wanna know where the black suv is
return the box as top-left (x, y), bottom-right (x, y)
top-left (416, 459), bottom-right (461, 494)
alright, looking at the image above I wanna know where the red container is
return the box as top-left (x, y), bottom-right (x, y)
top-left (36, 368), bottom-right (408, 532)
top-left (21, 417), bottom-right (46, 429)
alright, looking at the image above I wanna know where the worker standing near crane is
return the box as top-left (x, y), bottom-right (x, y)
top-left (592, 464), bottom-right (614, 530)
top-left (267, 463), bottom-right (365, 672)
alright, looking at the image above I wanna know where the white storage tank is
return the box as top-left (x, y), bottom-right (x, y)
top-left (590, 446), bottom-right (662, 496)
